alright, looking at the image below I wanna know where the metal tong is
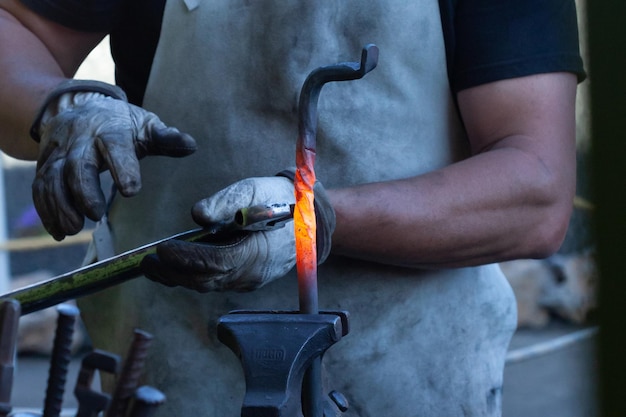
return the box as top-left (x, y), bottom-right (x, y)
top-left (0, 202), bottom-right (294, 315)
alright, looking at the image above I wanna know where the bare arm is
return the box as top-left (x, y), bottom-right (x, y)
top-left (0, 0), bottom-right (105, 159)
top-left (328, 72), bottom-right (578, 268)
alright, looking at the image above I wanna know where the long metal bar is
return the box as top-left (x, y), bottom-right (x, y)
top-left (0, 299), bottom-right (20, 417)
top-left (295, 43), bottom-right (379, 316)
top-left (295, 44), bottom-right (378, 417)
top-left (0, 228), bottom-right (209, 315)
top-left (0, 203), bottom-right (294, 315)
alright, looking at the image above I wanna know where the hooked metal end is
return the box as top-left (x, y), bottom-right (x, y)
top-left (359, 44), bottom-right (379, 77)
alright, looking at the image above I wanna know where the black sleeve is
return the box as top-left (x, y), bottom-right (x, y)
top-left (445, 0), bottom-right (586, 93)
top-left (110, 0), bottom-right (166, 105)
top-left (17, 0), bottom-right (164, 106)
top-left (18, 0), bottom-right (124, 32)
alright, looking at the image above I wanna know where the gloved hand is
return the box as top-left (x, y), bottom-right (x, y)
top-left (31, 79), bottom-right (197, 241)
top-left (140, 172), bottom-right (336, 292)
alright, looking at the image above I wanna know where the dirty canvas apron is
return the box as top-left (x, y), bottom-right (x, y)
top-left (79, 1), bottom-right (518, 416)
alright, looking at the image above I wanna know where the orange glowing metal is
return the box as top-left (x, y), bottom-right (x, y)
top-left (294, 151), bottom-right (318, 314)
top-left (294, 44), bottom-right (378, 317)
top-left (292, 45), bottom-right (378, 417)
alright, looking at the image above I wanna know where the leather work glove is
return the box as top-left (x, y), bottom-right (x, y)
top-left (31, 79), bottom-right (197, 241)
top-left (140, 171), bottom-right (336, 292)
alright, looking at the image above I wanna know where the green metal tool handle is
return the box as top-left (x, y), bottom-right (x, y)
top-left (0, 202), bottom-right (295, 315)
top-left (0, 228), bottom-right (210, 315)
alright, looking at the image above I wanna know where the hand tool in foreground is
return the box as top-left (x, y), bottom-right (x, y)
top-left (207, 202), bottom-right (294, 234)
top-left (106, 329), bottom-right (153, 417)
top-left (43, 304), bottom-right (80, 417)
top-left (0, 299), bottom-right (20, 417)
top-left (73, 350), bottom-right (121, 417)
top-left (126, 386), bottom-right (166, 417)
top-left (0, 202), bottom-right (294, 316)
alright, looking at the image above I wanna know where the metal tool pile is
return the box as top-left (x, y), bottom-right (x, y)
top-left (0, 300), bottom-right (165, 417)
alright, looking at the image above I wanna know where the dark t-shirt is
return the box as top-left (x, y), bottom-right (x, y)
top-left (20, 0), bottom-right (586, 106)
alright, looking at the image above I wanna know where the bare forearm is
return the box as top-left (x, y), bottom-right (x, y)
top-left (0, 9), bottom-right (60, 158)
top-left (328, 73), bottom-right (578, 269)
top-left (0, 0), bottom-right (104, 159)
top-left (328, 137), bottom-right (575, 268)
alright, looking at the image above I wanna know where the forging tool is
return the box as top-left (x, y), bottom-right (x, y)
top-left (74, 350), bottom-right (121, 417)
top-left (106, 329), bottom-right (154, 417)
top-left (0, 300), bottom-right (20, 417)
top-left (207, 202), bottom-right (294, 234)
top-left (126, 386), bottom-right (166, 417)
top-left (0, 203), bottom-right (294, 315)
top-left (43, 304), bottom-right (80, 417)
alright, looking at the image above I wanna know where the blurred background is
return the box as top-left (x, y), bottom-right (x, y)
top-left (2, 0), bottom-right (611, 415)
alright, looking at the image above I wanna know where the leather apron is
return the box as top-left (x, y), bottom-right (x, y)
top-left (79, 1), bottom-right (518, 416)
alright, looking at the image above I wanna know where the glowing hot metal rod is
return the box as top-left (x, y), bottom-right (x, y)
top-left (294, 44), bottom-right (378, 417)
top-left (294, 44), bottom-right (379, 315)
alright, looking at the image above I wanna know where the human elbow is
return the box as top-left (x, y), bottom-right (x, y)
top-left (525, 184), bottom-right (574, 259)
top-left (529, 209), bottom-right (571, 259)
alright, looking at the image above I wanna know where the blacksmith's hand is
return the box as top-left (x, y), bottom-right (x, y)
top-left (140, 171), bottom-right (336, 292)
top-left (31, 80), bottom-right (197, 241)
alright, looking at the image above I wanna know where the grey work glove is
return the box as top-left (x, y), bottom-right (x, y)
top-left (31, 79), bottom-right (197, 241)
top-left (140, 172), bottom-right (336, 292)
